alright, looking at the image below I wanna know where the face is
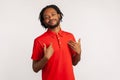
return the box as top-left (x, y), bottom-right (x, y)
top-left (43, 8), bottom-right (60, 29)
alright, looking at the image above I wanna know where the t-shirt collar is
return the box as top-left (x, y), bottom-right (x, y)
top-left (47, 29), bottom-right (63, 37)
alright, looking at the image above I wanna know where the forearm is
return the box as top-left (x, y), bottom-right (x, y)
top-left (72, 53), bottom-right (81, 66)
top-left (32, 57), bottom-right (48, 73)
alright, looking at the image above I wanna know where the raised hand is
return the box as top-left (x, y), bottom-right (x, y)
top-left (43, 43), bottom-right (54, 60)
top-left (68, 39), bottom-right (81, 54)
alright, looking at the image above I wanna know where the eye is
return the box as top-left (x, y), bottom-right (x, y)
top-left (44, 16), bottom-right (49, 20)
top-left (52, 13), bottom-right (56, 16)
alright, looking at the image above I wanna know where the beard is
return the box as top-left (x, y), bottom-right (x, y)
top-left (45, 19), bottom-right (60, 29)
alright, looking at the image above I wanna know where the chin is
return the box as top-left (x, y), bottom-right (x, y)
top-left (48, 25), bottom-right (58, 29)
top-left (48, 22), bottom-right (60, 29)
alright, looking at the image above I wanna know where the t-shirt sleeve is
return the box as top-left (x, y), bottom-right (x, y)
top-left (31, 39), bottom-right (44, 61)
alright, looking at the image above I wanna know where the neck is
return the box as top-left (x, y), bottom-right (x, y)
top-left (48, 25), bottom-right (61, 33)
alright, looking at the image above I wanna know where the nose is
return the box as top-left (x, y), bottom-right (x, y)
top-left (49, 15), bottom-right (53, 20)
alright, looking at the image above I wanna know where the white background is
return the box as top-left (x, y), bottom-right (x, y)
top-left (0, 0), bottom-right (120, 80)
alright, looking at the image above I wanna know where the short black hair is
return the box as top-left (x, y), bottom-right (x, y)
top-left (39, 4), bottom-right (63, 28)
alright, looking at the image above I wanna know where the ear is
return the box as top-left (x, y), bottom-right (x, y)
top-left (43, 20), bottom-right (45, 24)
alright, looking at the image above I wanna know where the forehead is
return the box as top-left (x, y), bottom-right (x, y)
top-left (43, 8), bottom-right (57, 15)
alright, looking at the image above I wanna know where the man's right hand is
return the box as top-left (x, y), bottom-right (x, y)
top-left (43, 43), bottom-right (54, 60)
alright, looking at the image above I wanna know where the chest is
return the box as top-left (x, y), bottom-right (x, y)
top-left (42, 35), bottom-right (72, 51)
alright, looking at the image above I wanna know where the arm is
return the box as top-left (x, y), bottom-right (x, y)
top-left (68, 39), bottom-right (81, 66)
top-left (32, 43), bottom-right (54, 73)
top-left (32, 57), bottom-right (48, 73)
top-left (72, 52), bottom-right (81, 66)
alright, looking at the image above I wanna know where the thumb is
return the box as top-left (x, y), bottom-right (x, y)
top-left (43, 43), bottom-right (46, 52)
top-left (78, 38), bottom-right (80, 43)
top-left (49, 43), bottom-right (53, 47)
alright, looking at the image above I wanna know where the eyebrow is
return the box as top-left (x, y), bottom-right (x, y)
top-left (43, 12), bottom-right (57, 17)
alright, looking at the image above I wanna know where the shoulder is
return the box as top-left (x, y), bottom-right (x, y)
top-left (34, 31), bottom-right (48, 43)
top-left (61, 30), bottom-right (75, 41)
top-left (35, 31), bottom-right (48, 40)
top-left (62, 30), bottom-right (74, 37)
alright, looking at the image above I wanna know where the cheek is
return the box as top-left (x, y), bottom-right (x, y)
top-left (44, 19), bottom-right (49, 24)
top-left (57, 16), bottom-right (61, 21)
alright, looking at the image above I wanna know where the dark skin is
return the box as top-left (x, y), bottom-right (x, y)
top-left (32, 8), bottom-right (81, 73)
top-left (68, 39), bottom-right (81, 66)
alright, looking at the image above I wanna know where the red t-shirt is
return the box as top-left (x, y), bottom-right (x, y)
top-left (31, 29), bottom-right (76, 80)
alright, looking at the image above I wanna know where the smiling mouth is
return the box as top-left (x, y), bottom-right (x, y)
top-left (48, 19), bottom-right (56, 24)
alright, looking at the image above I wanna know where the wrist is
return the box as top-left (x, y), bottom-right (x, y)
top-left (76, 51), bottom-right (81, 55)
top-left (43, 56), bottom-right (49, 61)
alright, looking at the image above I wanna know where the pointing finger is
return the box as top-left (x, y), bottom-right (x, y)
top-left (78, 38), bottom-right (80, 43)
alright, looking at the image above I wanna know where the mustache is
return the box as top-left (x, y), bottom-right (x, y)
top-left (48, 19), bottom-right (56, 23)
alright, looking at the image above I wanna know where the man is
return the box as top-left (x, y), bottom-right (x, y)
top-left (31, 4), bottom-right (81, 80)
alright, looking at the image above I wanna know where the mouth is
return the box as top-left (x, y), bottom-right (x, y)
top-left (48, 19), bottom-right (56, 24)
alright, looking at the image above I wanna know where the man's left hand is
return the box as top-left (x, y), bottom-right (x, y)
top-left (68, 39), bottom-right (81, 54)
